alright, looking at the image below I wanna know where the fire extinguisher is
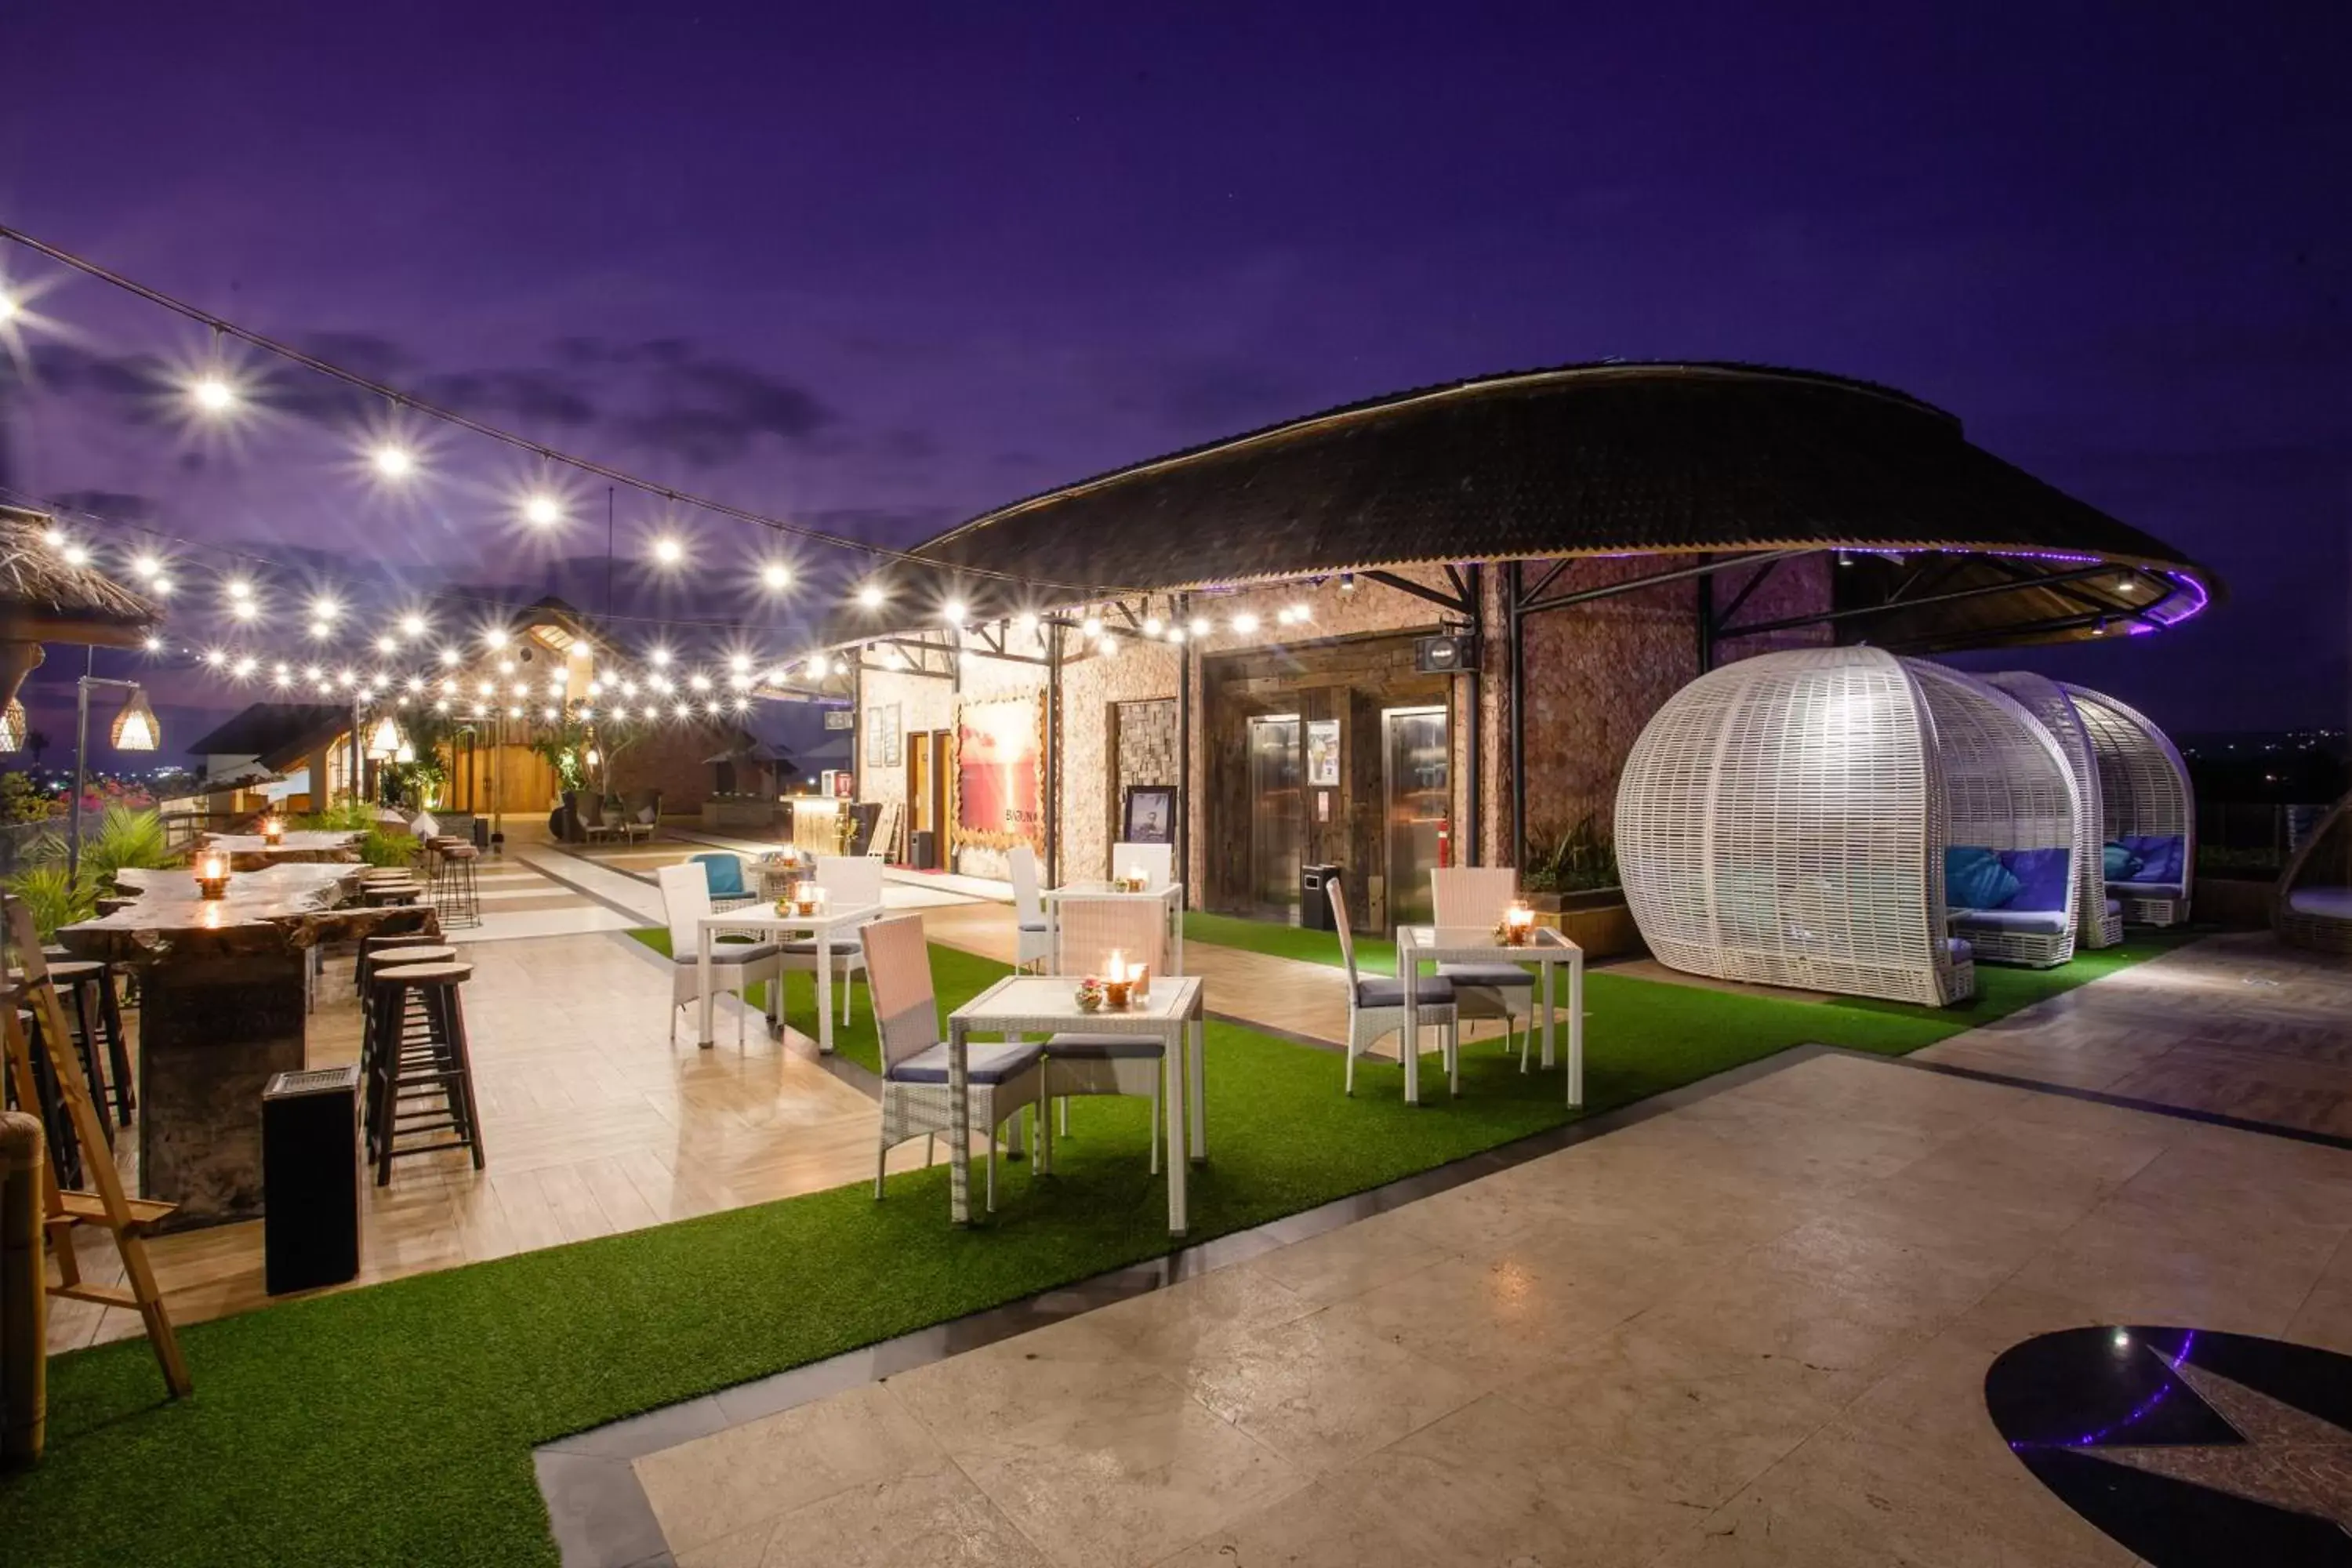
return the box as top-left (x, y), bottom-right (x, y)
top-left (1436, 821), bottom-right (1451, 869)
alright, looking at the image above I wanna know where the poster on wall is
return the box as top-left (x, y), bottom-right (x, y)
top-left (864, 703), bottom-right (902, 768)
top-left (1305, 719), bottom-right (1341, 787)
top-left (953, 691), bottom-right (1045, 851)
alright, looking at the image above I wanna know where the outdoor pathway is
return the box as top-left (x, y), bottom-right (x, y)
top-left (612, 1046), bottom-right (2352, 1566)
top-left (1913, 930), bottom-right (2352, 1138)
top-left (47, 929), bottom-right (911, 1351)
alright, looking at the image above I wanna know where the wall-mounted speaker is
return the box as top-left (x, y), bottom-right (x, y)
top-left (1414, 633), bottom-right (1478, 675)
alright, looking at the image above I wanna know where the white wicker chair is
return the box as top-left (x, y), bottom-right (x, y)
top-left (2274, 792), bottom-right (2352, 955)
top-left (782, 854), bottom-right (880, 1026)
top-left (1110, 840), bottom-right (1174, 891)
top-left (1328, 873), bottom-right (1458, 1094)
top-left (1911, 662), bottom-right (2082, 970)
top-left (866, 800), bottom-right (902, 860)
top-left (1044, 894), bottom-right (1171, 1171)
top-left (1007, 844), bottom-right (1054, 974)
top-left (1615, 647), bottom-right (1978, 1007)
top-left (1987, 672), bottom-right (2122, 947)
top-left (2063, 683), bottom-right (2195, 926)
top-left (862, 914), bottom-right (1044, 1212)
top-left (657, 862), bottom-right (784, 1046)
top-left (1429, 866), bottom-right (1533, 1068)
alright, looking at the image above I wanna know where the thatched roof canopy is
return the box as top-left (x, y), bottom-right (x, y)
top-left (0, 504), bottom-right (163, 647)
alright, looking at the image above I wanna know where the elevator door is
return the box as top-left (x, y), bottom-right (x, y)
top-left (1382, 706), bottom-right (1450, 931)
top-left (1247, 715), bottom-right (1303, 916)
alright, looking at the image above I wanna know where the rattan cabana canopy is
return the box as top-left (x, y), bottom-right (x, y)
top-left (824, 361), bottom-right (2218, 654)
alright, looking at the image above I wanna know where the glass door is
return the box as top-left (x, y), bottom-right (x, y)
top-left (1247, 714), bottom-right (1303, 916)
top-left (1382, 706), bottom-right (1450, 931)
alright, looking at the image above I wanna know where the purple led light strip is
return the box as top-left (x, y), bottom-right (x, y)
top-left (2009, 1330), bottom-right (2198, 1453)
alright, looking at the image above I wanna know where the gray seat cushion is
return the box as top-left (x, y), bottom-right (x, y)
top-left (2105, 898), bottom-right (2122, 916)
top-left (673, 942), bottom-right (780, 964)
top-left (1952, 908), bottom-right (2070, 936)
top-left (1018, 919), bottom-right (1051, 934)
top-left (1436, 962), bottom-right (1537, 988)
top-left (2110, 880), bottom-right (2186, 898)
top-left (1044, 1033), bottom-right (1167, 1058)
top-left (885, 1040), bottom-right (1046, 1085)
top-left (779, 937), bottom-right (865, 956)
top-left (1356, 975), bottom-right (1456, 1009)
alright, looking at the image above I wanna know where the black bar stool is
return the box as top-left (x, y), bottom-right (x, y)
top-left (365, 958), bottom-right (485, 1185)
top-left (47, 959), bottom-right (134, 1131)
top-left (358, 941), bottom-right (457, 1119)
top-left (9, 1004), bottom-right (83, 1188)
top-left (433, 843), bottom-right (482, 930)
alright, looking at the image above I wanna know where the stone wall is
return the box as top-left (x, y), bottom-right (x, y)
top-left (606, 720), bottom-right (752, 813)
top-left (1112, 698), bottom-right (1178, 841)
top-left (1055, 636), bottom-right (1180, 884)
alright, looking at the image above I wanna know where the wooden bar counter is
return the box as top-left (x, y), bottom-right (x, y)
top-left (196, 829), bottom-right (363, 872)
top-left (56, 864), bottom-right (436, 1230)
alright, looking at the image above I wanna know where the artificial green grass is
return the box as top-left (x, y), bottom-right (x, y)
top-left (5, 927), bottom-right (2187, 1566)
top-left (1185, 908), bottom-right (2196, 1033)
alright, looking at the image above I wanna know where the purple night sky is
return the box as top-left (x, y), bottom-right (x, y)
top-left (1, 3), bottom-right (2343, 767)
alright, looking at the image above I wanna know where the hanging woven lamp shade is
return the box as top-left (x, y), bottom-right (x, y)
top-left (0, 699), bottom-right (24, 753)
top-left (109, 687), bottom-right (161, 751)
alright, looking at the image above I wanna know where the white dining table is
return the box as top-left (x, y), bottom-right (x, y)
top-left (695, 902), bottom-right (879, 1053)
top-left (1041, 880), bottom-right (1185, 975)
top-left (1396, 924), bottom-right (1584, 1107)
top-left (946, 974), bottom-right (1205, 1232)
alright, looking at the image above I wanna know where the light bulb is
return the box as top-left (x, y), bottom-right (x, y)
top-left (523, 494), bottom-right (561, 527)
top-left (400, 613), bottom-right (426, 638)
top-left (227, 578), bottom-right (255, 602)
top-left (1189, 615), bottom-right (1210, 636)
top-left (60, 543), bottom-right (89, 567)
top-left (857, 583), bottom-right (884, 608)
top-left (1144, 616), bottom-right (1164, 637)
top-left (372, 444), bottom-right (415, 479)
top-left (375, 635), bottom-right (397, 655)
top-left (728, 653), bottom-right (750, 673)
top-left (651, 537), bottom-right (684, 566)
top-left (230, 601), bottom-right (257, 622)
top-left (942, 598), bottom-right (967, 624)
top-left (482, 628), bottom-right (508, 649)
top-left (760, 563), bottom-right (792, 592)
top-left (649, 647), bottom-right (672, 667)
top-left (1014, 612), bottom-right (1040, 633)
top-left (689, 673), bottom-right (711, 691)
top-left (438, 647), bottom-right (460, 666)
top-left (1081, 615), bottom-right (1103, 637)
top-left (191, 375), bottom-right (235, 412)
top-left (149, 575), bottom-right (173, 597)
top-left (132, 553), bottom-right (162, 579)
top-left (0, 292), bottom-right (17, 324)
top-left (1098, 637), bottom-right (1117, 658)
top-left (1232, 612), bottom-right (1260, 634)
top-left (143, 635), bottom-right (163, 653)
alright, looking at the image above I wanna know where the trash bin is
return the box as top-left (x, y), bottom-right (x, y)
top-left (263, 1066), bottom-right (362, 1296)
top-left (1300, 864), bottom-right (1341, 930)
top-left (909, 829), bottom-right (937, 870)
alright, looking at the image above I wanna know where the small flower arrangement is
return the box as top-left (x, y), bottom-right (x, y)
top-left (1075, 977), bottom-right (1106, 1013)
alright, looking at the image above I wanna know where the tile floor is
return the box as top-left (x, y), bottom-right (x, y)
top-left (619, 1047), bottom-right (2352, 1567)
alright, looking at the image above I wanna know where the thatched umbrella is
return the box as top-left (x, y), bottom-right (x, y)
top-left (0, 504), bottom-right (164, 713)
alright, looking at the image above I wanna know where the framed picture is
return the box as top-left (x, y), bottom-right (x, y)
top-left (864, 703), bottom-right (902, 768)
top-left (1305, 719), bottom-right (1341, 787)
top-left (1121, 784), bottom-right (1177, 845)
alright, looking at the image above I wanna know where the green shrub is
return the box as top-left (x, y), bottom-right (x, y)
top-left (1523, 812), bottom-right (1621, 895)
top-left (5, 862), bottom-right (96, 940)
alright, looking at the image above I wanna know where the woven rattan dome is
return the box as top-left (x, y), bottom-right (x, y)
top-left (1615, 648), bottom-right (2082, 1005)
top-left (2062, 683), bottom-right (2195, 926)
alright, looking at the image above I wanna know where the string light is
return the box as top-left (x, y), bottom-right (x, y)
top-left (857, 583), bottom-right (885, 608)
top-left (370, 442), bottom-right (416, 480)
top-left (1232, 612), bottom-right (1260, 634)
top-left (942, 597), bottom-right (967, 624)
top-left (651, 536), bottom-right (684, 567)
top-left (759, 562), bottom-right (792, 592)
top-left (522, 494), bottom-right (562, 528)
top-left (1189, 615), bottom-right (1210, 636)
top-left (191, 373), bottom-right (236, 413)
top-left (0, 291), bottom-right (16, 324)
top-left (481, 627), bottom-right (509, 649)
top-left (399, 612), bottom-right (427, 639)
top-left (1081, 615), bottom-right (1103, 637)
top-left (438, 647), bottom-right (461, 666)
top-left (1143, 615), bottom-right (1164, 637)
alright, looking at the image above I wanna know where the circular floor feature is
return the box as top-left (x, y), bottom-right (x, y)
top-left (1984, 1324), bottom-right (2352, 1564)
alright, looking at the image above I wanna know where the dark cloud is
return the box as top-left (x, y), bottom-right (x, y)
top-left (415, 367), bottom-right (600, 428)
top-left (799, 504), bottom-right (956, 545)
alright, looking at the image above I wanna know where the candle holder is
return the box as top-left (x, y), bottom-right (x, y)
top-left (1496, 900), bottom-right (1537, 947)
top-left (194, 857), bottom-right (231, 901)
top-left (1102, 977), bottom-right (1133, 1011)
top-left (259, 816), bottom-right (285, 847)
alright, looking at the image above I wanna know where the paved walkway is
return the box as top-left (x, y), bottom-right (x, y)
top-left (618, 1045), bottom-right (2352, 1566)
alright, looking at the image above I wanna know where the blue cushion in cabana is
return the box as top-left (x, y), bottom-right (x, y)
top-left (2119, 834), bottom-right (2184, 885)
top-left (2102, 843), bottom-right (2143, 881)
top-left (1944, 847), bottom-right (2020, 911)
top-left (1998, 847), bottom-right (2072, 912)
top-left (690, 852), bottom-right (746, 898)
top-left (1953, 907), bottom-right (2070, 936)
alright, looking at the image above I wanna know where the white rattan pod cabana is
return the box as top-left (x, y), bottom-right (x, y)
top-left (1615, 648), bottom-right (1971, 1006)
top-left (1986, 671), bottom-right (2123, 948)
top-left (1911, 662), bottom-right (2082, 968)
top-left (1616, 648), bottom-right (2088, 1004)
top-left (2274, 792), bottom-right (2352, 955)
top-left (2062, 683), bottom-right (2194, 925)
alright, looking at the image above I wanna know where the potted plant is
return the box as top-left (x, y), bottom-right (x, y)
top-left (1521, 814), bottom-right (1641, 958)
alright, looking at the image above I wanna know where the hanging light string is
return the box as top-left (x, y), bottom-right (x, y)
top-left (0, 221), bottom-right (1128, 597)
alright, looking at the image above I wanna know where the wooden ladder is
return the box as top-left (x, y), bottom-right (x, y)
top-left (1, 898), bottom-right (189, 1398)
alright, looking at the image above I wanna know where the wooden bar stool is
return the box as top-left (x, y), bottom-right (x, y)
top-left (357, 939), bottom-right (458, 1083)
top-left (364, 959), bottom-right (485, 1184)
